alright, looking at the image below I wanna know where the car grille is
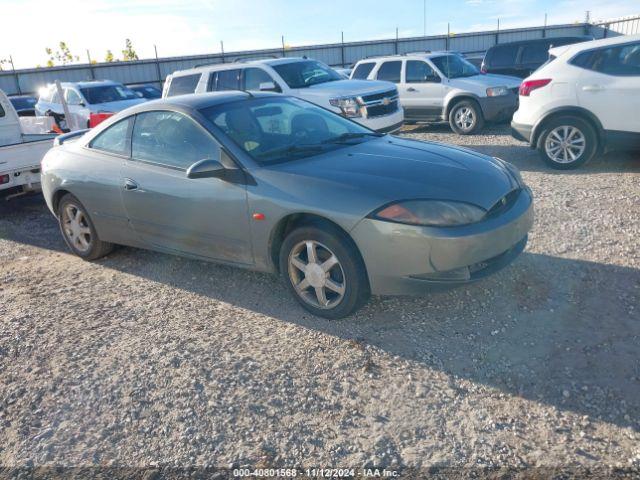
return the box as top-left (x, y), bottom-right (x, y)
top-left (486, 188), bottom-right (521, 218)
top-left (360, 89), bottom-right (400, 118)
top-left (366, 101), bottom-right (399, 118)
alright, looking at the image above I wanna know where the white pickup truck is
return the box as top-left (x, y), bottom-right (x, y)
top-left (1, 89), bottom-right (57, 198)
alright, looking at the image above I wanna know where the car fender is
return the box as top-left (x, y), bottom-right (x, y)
top-left (531, 106), bottom-right (604, 146)
top-left (444, 91), bottom-right (483, 118)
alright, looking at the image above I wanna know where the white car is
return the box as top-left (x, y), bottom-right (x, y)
top-left (351, 52), bottom-right (521, 134)
top-left (0, 89), bottom-right (57, 197)
top-left (163, 58), bottom-right (404, 133)
top-left (35, 80), bottom-right (146, 129)
top-left (512, 34), bottom-right (640, 169)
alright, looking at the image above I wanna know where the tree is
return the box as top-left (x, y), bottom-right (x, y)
top-left (121, 39), bottom-right (139, 61)
top-left (105, 50), bottom-right (116, 62)
top-left (0, 58), bottom-right (9, 71)
top-left (44, 41), bottom-right (80, 67)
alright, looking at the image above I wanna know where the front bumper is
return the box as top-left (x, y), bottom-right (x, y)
top-left (511, 121), bottom-right (533, 144)
top-left (351, 188), bottom-right (534, 295)
top-left (478, 93), bottom-right (518, 122)
top-left (353, 108), bottom-right (405, 133)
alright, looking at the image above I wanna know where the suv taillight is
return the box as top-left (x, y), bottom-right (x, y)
top-left (519, 78), bottom-right (552, 96)
top-left (0, 174), bottom-right (10, 185)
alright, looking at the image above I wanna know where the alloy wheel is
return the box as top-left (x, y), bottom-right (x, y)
top-left (454, 106), bottom-right (476, 131)
top-left (62, 203), bottom-right (92, 253)
top-left (288, 240), bottom-right (346, 309)
top-left (544, 126), bottom-right (586, 164)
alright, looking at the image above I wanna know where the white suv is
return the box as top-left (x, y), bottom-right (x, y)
top-left (512, 34), bottom-right (640, 169)
top-left (163, 58), bottom-right (404, 133)
top-left (351, 52), bottom-right (521, 134)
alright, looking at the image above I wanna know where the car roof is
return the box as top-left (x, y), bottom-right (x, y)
top-left (169, 57), bottom-right (313, 77)
top-left (355, 52), bottom-right (456, 63)
top-left (54, 80), bottom-right (122, 89)
top-left (125, 90), bottom-right (278, 113)
top-left (549, 33), bottom-right (640, 58)
top-left (487, 36), bottom-right (592, 50)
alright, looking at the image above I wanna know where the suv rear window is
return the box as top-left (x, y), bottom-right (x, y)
top-left (167, 74), bottom-right (201, 97)
top-left (486, 45), bottom-right (518, 67)
top-left (520, 42), bottom-right (550, 64)
top-left (376, 61), bottom-right (401, 83)
top-left (352, 62), bottom-right (375, 79)
top-left (591, 42), bottom-right (640, 76)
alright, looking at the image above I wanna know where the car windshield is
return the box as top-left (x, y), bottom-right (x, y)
top-left (272, 60), bottom-right (343, 88)
top-left (79, 85), bottom-right (139, 104)
top-left (431, 55), bottom-right (480, 78)
top-left (10, 97), bottom-right (37, 110)
top-left (200, 96), bottom-right (382, 165)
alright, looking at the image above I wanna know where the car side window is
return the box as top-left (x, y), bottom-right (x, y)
top-left (166, 74), bottom-right (201, 97)
top-left (376, 61), bottom-right (402, 83)
top-left (89, 117), bottom-right (132, 156)
top-left (405, 61), bottom-right (438, 83)
top-left (65, 89), bottom-right (83, 105)
top-left (243, 68), bottom-right (278, 91)
top-left (131, 111), bottom-right (219, 169)
top-left (591, 42), bottom-right (640, 76)
top-left (352, 62), bottom-right (375, 79)
top-left (210, 69), bottom-right (240, 91)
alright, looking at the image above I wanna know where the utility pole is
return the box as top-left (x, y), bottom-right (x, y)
top-left (542, 13), bottom-right (547, 38)
top-left (220, 41), bottom-right (225, 63)
top-left (281, 35), bottom-right (286, 58)
top-left (86, 50), bottom-right (96, 79)
top-left (423, 0), bottom-right (426, 36)
top-left (154, 45), bottom-right (162, 83)
top-left (9, 55), bottom-right (21, 95)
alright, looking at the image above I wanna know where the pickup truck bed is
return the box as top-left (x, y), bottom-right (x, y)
top-left (0, 134), bottom-right (56, 195)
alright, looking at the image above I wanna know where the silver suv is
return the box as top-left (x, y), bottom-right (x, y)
top-left (352, 52), bottom-right (521, 134)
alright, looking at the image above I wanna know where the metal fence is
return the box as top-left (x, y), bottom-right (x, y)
top-left (1, 15), bottom-right (638, 96)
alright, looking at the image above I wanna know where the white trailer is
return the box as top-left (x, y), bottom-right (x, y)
top-left (0, 89), bottom-right (57, 198)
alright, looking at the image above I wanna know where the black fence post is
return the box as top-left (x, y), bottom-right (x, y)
top-left (154, 45), bottom-right (162, 85)
top-left (86, 50), bottom-right (96, 80)
top-left (395, 27), bottom-right (399, 54)
top-left (341, 32), bottom-right (345, 67)
top-left (9, 56), bottom-right (21, 95)
top-left (603, 23), bottom-right (610, 38)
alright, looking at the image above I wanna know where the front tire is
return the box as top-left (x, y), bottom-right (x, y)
top-left (58, 194), bottom-right (113, 260)
top-left (449, 99), bottom-right (484, 135)
top-left (279, 224), bottom-right (370, 319)
top-left (536, 116), bottom-right (598, 170)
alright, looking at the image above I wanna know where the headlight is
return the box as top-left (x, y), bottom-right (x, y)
top-left (371, 200), bottom-right (486, 227)
top-left (486, 86), bottom-right (509, 97)
top-left (329, 96), bottom-right (363, 118)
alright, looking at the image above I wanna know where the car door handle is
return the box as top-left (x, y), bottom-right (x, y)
top-left (407, 87), bottom-right (418, 92)
top-left (123, 178), bottom-right (138, 191)
top-left (582, 84), bottom-right (604, 92)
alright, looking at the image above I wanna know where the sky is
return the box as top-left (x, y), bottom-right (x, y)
top-left (1, 0), bottom-right (639, 69)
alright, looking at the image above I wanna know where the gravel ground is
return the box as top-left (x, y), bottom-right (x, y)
top-left (0, 124), bottom-right (639, 475)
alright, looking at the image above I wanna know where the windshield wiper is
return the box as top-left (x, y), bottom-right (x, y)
top-left (256, 143), bottom-right (326, 159)
top-left (322, 132), bottom-right (385, 144)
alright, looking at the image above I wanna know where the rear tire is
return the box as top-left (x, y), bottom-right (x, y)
top-left (279, 224), bottom-right (370, 319)
top-left (536, 116), bottom-right (598, 170)
top-left (58, 193), bottom-right (113, 260)
top-left (449, 99), bottom-right (484, 135)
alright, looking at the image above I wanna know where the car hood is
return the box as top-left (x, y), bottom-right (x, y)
top-left (453, 74), bottom-right (522, 89)
top-left (88, 98), bottom-right (146, 112)
top-left (264, 137), bottom-right (518, 211)
top-left (293, 79), bottom-right (397, 97)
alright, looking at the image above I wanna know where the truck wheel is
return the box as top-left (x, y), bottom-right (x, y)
top-left (449, 99), bottom-right (484, 135)
top-left (536, 116), bottom-right (597, 170)
top-left (58, 193), bottom-right (113, 260)
top-left (279, 224), bottom-right (370, 319)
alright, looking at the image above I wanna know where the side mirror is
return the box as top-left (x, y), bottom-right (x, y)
top-left (186, 158), bottom-right (226, 179)
top-left (259, 81), bottom-right (279, 92)
top-left (79, 101), bottom-right (86, 107)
